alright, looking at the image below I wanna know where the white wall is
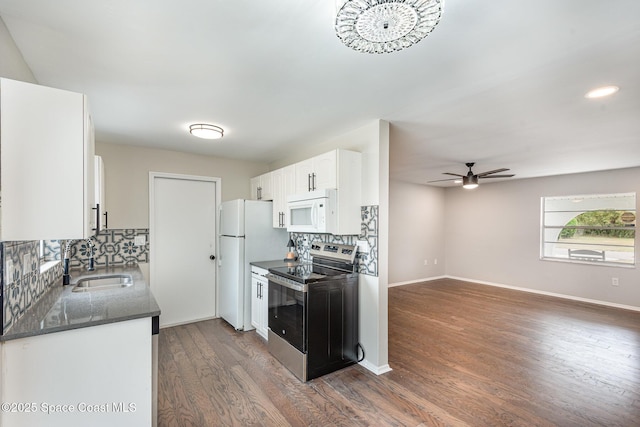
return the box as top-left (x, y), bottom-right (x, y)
top-left (389, 180), bottom-right (446, 284)
top-left (0, 17), bottom-right (36, 83)
top-left (96, 142), bottom-right (269, 229)
top-left (444, 167), bottom-right (640, 308)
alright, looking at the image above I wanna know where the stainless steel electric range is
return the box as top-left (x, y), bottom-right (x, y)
top-left (266, 242), bottom-right (359, 381)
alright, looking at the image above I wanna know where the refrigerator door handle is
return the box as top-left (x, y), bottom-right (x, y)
top-left (218, 205), bottom-right (223, 238)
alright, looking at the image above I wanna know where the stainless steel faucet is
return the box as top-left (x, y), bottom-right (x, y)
top-left (62, 239), bottom-right (96, 285)
top-left (85, 238), bottom-right (95, 271)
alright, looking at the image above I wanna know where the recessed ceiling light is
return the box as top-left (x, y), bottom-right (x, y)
top-left (584, 85), bottom-right (619, 99)
top-left (189, 123), bottom-right (224, 139)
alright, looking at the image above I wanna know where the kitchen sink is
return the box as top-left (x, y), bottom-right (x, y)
top-left (72, 274), bottom-right (133, 292)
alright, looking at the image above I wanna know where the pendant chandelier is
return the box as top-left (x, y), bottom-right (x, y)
top-left (335, 0), bottom-right (444, 54)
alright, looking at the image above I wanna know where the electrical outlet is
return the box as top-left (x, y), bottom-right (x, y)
top-left (134, 235), bottom-right (146, 246)
top-left (434, 258), bottom-right (438, 265)
top-left (612, 277), bottom-right (619, 286)
top-left (356, 239), bottom-right (370, 253)
top-left (423, 259), bottom-right (429, 266)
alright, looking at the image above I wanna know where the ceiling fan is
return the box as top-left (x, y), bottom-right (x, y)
top-left (428, 162), bottom-right (515, 189)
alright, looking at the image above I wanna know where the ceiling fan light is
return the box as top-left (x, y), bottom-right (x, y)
top-left (189, 123), bottom-right (224, 140)
top-left (462, 175), bottom-right (478, 189)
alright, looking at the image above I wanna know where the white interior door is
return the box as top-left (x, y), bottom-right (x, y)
top-left (150, 173), bottom-right (219, 328)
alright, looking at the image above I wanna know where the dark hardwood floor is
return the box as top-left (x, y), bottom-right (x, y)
top-left (158, 278), bottom-right (640, 426)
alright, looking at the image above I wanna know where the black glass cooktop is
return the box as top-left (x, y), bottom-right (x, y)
top-left (269, 263), bottom-right (351, 284)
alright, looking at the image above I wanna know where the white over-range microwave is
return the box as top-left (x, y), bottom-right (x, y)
top-left (287, 188), bottom-right (337, 234)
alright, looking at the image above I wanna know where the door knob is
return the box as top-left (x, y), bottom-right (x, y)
top-left (210, 255), bottom-right (216, 260)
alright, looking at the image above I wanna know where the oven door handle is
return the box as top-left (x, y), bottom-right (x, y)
top-left (266, 274), bottom-right (308, 293)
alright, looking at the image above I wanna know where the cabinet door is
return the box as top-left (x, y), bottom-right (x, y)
top-left (0, 78), bottom-right (94, 240)
top-left (271, 168), bottom-right (284, 227)
top-left (251, 276), bottom-right (261, 329)
top-left (271, 166), bottom-right (295, 228)
top-left (250, 176), bottom-right (261, 200)
top-left (0, 318), bottom-right (152, 427)
top-left (260, 280), bottom-right (269, 339)
top-left (95, 155), bottom-right (107, 230)
top-left (295, 158), bottom-right (314, 193)
top-left (259, 172), bottom-right (273, 201)
top-left (312, 150), bottom-right (337, 190)
top-left (84, 109), bottom-right (96, 237)
top-left (282, 165), bottom-right (296, 228)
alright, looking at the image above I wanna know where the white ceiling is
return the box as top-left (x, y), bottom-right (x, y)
top-left (1, 0), bottom-right (639, 186)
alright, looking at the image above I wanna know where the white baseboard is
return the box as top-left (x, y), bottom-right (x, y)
top-left (447, 275), bottom-right (640, 312)
top-left (388, 275), bottom-right (447, 288)
top-left (159, 315), bottom-right (219, 329)
top-left (359, 359), bottom-right (393, 375)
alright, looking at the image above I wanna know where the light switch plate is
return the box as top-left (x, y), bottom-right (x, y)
top-left (6, 260), bottom-right (14, 284)
top-left (134, 235), bottom-right (146, 246)
top-left (23, 254), bottom-right (32, 275)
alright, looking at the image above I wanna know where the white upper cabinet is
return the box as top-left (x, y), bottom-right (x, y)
top-left (0, 78), bottom-right (96, 240)
top-left (250, 172), bottom-right (273, 201)
top-left (95, 155), bottom-right (108, 231)
top-left (295, 150), bottom-right (337, 193)
top-left (250, 148), bottom-right (361, 234)
top-left (271, 165), bottom-right (295, 228)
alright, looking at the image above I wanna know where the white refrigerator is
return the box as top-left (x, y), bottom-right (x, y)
top-left (218, 199), bottom-right (287, 330)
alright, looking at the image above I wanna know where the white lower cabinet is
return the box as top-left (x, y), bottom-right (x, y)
top-left (250, 266), bottom-right (269, 339)
top-left (0, 318), bottom-right (152, 427)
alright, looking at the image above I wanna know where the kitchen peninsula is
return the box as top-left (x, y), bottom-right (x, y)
top-left (0, 265), bottom-right (160, 427)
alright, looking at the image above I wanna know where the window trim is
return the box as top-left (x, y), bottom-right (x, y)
top-left (540, 192), bottom-right (636, 268)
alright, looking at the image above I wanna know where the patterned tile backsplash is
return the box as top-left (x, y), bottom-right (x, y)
top-left (66, 228), bottom-right (149, 269)
top-left (292, 205), bottom-right (379, 276)
top-left (1, 240), bottom-right (64, 335)
top-left (1, 228), bottom-right (149, 335)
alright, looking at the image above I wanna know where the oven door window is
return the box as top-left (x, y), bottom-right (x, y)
top-left (268, 281), bottom-right (306, 353)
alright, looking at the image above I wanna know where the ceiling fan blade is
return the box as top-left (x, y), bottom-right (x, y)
top-left (480, 174), bottom-right (515, 179)
top-left (477, 168), bottom-right (509, 177)
top-left (427, 178), bottom-right (459, 183)
top-left (442, 172), bottom-right (465, 177)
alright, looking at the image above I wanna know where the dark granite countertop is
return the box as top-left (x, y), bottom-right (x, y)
top-left (1, 265), bottom-right (160, 341)
top-left (250, 259), bottom-right (301, 270)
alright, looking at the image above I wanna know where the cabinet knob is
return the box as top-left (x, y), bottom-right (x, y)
top-left (210, 255), bottom-right (216, 260)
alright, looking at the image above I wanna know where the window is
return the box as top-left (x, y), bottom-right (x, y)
top-left (38, 240), bottom-right (62, 273)
top-left (541, 193), bottom-right (636, 266)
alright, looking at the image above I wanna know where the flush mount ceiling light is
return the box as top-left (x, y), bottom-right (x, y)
top-left (189, 124), bottom-right (224, 140)
top-left (585, 85), bottom-right (619, 99)
top-left (335, 0), bottom-right (444, 54)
